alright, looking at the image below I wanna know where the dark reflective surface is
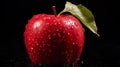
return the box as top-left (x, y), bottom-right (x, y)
top-left (3, 57), bottom-right (82, 67)
top-left (2, 44), bottom-right (120, 67)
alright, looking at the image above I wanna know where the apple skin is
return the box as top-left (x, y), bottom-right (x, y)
top-left (24, 14), bottom-right (85, 64)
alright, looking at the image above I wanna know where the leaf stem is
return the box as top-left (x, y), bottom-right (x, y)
top-left (52, 6), bottom-right (57, 17)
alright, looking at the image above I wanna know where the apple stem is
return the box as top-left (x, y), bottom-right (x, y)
top-left (52, 6), bottom-right (57, 17)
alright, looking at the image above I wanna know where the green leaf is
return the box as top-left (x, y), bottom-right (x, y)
top-left (58, 1), bottom-right (100, 36)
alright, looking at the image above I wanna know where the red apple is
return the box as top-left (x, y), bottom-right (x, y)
top-left (24, 1), bottom-right (100, 65)
top-left (24, 12), bottom-right (85, 64)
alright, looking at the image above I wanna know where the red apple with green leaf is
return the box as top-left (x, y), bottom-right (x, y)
top-left (24, 1), bottom-right (99, 64)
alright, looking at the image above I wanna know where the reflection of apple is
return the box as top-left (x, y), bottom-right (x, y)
top-left (24, 6), bottom-right (85, 64)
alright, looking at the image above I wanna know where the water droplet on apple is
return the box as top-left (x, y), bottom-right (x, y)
top-left (65, 19), bottom-right (75, 26)
top-left (46, 44), bottom-right (50, 47)
top-left (28, 38), bottom-right (31, 41)
top-left (53, 20), bottom-right (56, 22)
top-left (63, 31), bottom-right (65, 34)
top-left (33, 21), bottom-right (41, 29)
top-left (71, 26), bottom-right (74, 29)
top-left (33, 50), bottom-right (36, 54)
top-left (29, 33), bottom-right (32, 36)
top-left (36, 43), bottom-right (39, 46)
top-left (63, 36), bottom-right (65, 38)
top-left (78, 44), bottom-right (82, 47)
top-left (65, 51), bottom-right (68, 54)
top-left (43, 17), bottom-right (46, 20)
top-left (48, 35), bottom-right (51, 39)
top-left (47, 17), bottom-right (51, 19)
top-left (43, 28), bottom-right (46, 31)
top-left (71, 50), bottom-right (73, 53)
top-left (38, 48), bottom-right (41, 50)
top-left (42, 41), bottom-right (45, 44)
top-left (72, 42), bottom-right (75, 45)
top-left (56, 29), bottom-right (59, 32)
top-left (58, 22), bottom-right (61, 25)
top-left (70, 39), bottom-right (73, 41)
top-left (31, 47), bottom-right (33, 50)
top-left (38, 31), bottom-right (40, 34)
top-left (53, 33), bottom-right (56, 37)
top-left (46, 22), bottom-right (50, 25)
top-left (42, 43), bottom-right (46, 47)
top-left (58, 33), bottom-right (61, 37)
top-left (60, 27), bottom-right (62, 30)
top-left (54, 22), bottom-right (57, 25)
top-left (40, 36), bottom-right (43, 39)
top-left (31, 38), bottom-right (34, 41)
top-left (39, 45), bottom-right (42, 48)
top-left (67, 32), bottom-right (70, 35)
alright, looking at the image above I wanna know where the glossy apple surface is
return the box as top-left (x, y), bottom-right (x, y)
top-left (24, 14), bottom-right (85, 64)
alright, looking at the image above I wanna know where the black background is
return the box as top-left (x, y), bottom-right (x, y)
top-left (3, 0), bottom-right (120, 67)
